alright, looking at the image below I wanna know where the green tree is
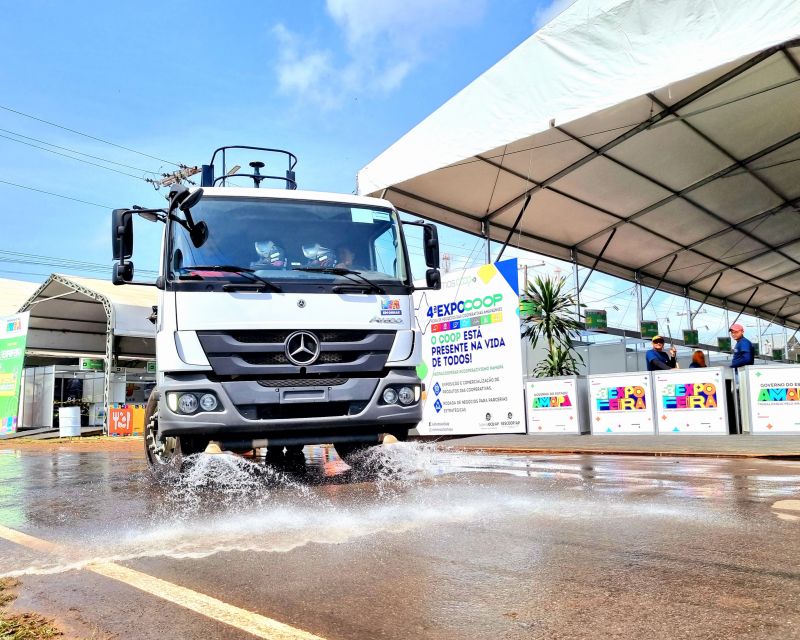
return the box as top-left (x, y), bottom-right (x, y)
top-left (520, 274), bottom-right (584, 377)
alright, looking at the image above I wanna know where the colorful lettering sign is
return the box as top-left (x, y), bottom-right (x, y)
top-left (589, 373), bottom-right (654, 434)
top-left (595, 385), bottom-right (647, 411)
top-left (652, 368), bottom-right (727, 434)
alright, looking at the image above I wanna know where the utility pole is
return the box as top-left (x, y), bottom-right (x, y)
top-left (146, 165), bottom-right (201, 189)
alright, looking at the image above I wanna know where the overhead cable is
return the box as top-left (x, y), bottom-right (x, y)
top-left (0, 103), bottom-right (180, 166)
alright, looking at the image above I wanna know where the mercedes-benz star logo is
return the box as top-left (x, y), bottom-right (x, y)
top-left (285, 331), bottom-right (320, 366)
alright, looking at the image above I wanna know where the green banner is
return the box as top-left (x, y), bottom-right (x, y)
top-left (640, 320), bottom-right (659, 339)
top-left (772, 348), bottom-right (784, 361)
top-left (717, 337), bottom-right (732, 352)
top-left (0, 313), bottom-right (29, 435)
top-left (585, 309), bottom-right (607, 331)
top-left (682, 329), bottom-right (699, 346)
top-left (80, 357), bottom-right (104, 371)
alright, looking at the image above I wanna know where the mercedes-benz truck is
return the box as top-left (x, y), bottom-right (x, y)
top-left (111, 146), bottom-right (440, 472)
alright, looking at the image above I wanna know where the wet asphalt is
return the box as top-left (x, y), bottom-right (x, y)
top-left (0, 443), bottom-right (798, 639)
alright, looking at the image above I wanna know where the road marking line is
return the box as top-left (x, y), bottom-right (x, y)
top-left (772, 499), bottom-right (800, 512)
top-left (88, 562), bottom-right (326, 640)
top-left (0, 524), bottom-right (61, 554)
top-left (0, 524), bottom-right (327, 640)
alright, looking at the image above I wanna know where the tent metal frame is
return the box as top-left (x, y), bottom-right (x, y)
top-left (387, 39), bottom-right (800, 330)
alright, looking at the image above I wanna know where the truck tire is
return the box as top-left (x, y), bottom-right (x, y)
top-left (143, 390), bottom-right (203, 478)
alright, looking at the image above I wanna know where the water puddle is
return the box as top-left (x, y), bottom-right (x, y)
top-left (0, 443), bottom-right (740, 578)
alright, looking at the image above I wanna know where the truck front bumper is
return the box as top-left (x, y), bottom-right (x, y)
top-left (157, 369), bottom-right (422, 442)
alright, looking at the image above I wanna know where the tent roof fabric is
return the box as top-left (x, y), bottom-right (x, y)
top-left (358, 0), bottom-right (800, 329)
top-left (17, 274), bottom-right (156, 359)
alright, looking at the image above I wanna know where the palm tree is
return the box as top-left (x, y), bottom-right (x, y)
top-left (520, 274), bottom-right (584, 377)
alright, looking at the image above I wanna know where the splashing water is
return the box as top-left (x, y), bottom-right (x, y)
top-left (0, 442), bottom-right (734, 578)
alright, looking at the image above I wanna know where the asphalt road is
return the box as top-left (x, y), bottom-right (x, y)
top-left (0, 443), bottom-right (798, 639)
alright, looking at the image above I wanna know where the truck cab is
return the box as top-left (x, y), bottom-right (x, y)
top-left (111, 146), bottom-right (440, 472)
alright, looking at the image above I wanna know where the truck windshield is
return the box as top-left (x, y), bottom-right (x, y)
top-left (169, 196), bottom-right (409, 288)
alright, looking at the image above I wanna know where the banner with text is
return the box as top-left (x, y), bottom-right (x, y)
top-left (743, 365), bottom-right (800, 434)
top-left (0, 312), bottom-right (29, 435)
top-left (588, 372), bottom-right (655, 434)
top-left (525, 377), bottom-right (587, 434)
top-left (652, 367), bottom-right (728, 434)
top-left (414, 259), bottom-right (525, 435)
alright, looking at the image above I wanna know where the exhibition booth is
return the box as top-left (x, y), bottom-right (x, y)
top-left (2, 274), bottom-right (157, 435)
top-left (523, 365), bottom-right (800, 436)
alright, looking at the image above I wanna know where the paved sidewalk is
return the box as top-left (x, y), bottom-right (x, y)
top-left (432, 434), bottom-right (800, 458)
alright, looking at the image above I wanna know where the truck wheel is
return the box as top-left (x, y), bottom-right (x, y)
top-left (143, 390), bottom-right (203, 477)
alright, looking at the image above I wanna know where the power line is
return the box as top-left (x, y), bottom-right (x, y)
top-left (0, 127), bottom-right (158, 173)
top-left (0, 132), bottom-right (154, 182)
top-left (0, 103), bottom-right (180, 166)
top-left (0, 178), bottom-right (112, 208)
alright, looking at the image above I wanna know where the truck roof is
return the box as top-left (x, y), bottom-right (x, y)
top-left (195, 186), bottom-right (396, 210)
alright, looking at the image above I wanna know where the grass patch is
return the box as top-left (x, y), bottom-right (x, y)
top-left (0, 577), bottom-right (62, 639)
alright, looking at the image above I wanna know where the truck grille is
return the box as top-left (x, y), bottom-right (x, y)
top-left (197, 329), bottom-right (396, 377)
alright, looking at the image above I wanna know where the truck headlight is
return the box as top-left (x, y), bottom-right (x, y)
top-left (199, 393), bottom-right (218, 411)
top-left (178, 393), bottom-right (199, 414)
top-left (397, 386), bottom-right (414, 405)
top-left (382, 388), bottom-right (398, 404)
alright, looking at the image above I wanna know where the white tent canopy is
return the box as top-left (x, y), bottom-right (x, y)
top-left (19, 274), bottom-right (156, 360)
top-left (358, 0), bottom-right (800, 330)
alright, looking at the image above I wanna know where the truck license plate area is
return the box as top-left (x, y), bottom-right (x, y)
top-left (280, 389), bottom-right (328, 403)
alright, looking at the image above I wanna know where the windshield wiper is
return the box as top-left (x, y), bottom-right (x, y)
top-left (178, 265), bottom-right (282, 292)
top-left (292, 267), bottom-right (386, 294)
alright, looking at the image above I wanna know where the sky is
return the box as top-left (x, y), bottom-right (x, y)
top-left (0, 0), bottom-right (791, 351)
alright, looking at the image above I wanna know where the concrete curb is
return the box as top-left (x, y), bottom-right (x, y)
top-left (449, 445), bottom-right (800, 459)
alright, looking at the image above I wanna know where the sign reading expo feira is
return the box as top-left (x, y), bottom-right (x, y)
top-left (652, 368), bottom-right (728, 434)
top-left (414, 259), bottom-right (525, 436)
top-left (588, 373), bottom-right (654, 434)
top-left (0, 312), bottom-right (30, 435)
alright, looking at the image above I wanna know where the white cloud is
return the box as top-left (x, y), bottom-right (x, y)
top-left (272, 0), bottom-right (486, 110)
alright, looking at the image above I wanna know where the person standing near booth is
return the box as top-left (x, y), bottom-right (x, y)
top-left (646, 335), bottom-right (677, 371)
top-left (729, 323), bottom-right (754, 371)
top-left (689, 350), bottom-right (707, 368)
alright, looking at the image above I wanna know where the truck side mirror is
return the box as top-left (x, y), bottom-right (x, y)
top-left (423, 223), bottom-right (440, 268)
top-left (111, 209), bottom-right (134, 284)
top-left (112, 209), bottom-right (133, 261)
top-left (426, 268), bottom-right (441, 290)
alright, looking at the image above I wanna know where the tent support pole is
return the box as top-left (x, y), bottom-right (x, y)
top-left (692, 272), bottom-right (724, 321)
top-left (571, 251), bottom-right (581, 322)
top-left (482, 220), bottom-right (491, 264)
top-left (579, 228), bottom-right (616, 292)
top-left (685, 290), bottom-right (693, 331)
top-left (730, 287), bottom-right (760, 326)
top-left (635, 272), bottom-right (644, 330)
top-left (494, 194), bottom-right (531, 263)
top-left (724, 304), bottom-right (730, 334)
top-left (765, 295), bottom-right (792, 330)
top-left (642, 255), bottom-right (678, 310)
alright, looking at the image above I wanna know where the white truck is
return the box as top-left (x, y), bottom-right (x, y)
top-left (111, 146), bottom-right (440, 473)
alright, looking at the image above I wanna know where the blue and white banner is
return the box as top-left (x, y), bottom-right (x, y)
top-left (414, 259), bottom-right (525, 435)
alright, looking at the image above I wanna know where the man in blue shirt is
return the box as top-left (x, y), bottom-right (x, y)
top-left (646, 335), bottom-right (677, 371)
top-left (729, 323), bottom-right (754, 370)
